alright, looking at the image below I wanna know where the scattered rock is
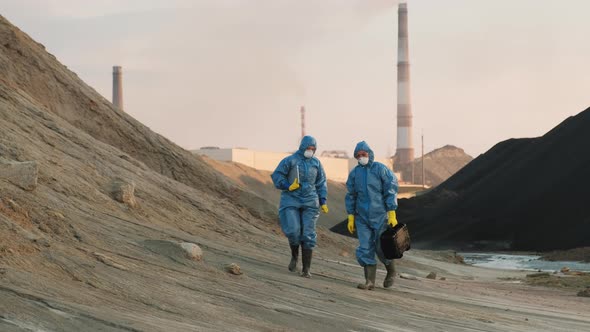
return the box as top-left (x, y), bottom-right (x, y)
top-left (339, 249), bottom-right (349, 257)
top-left (6, 198), bottom-right (26, 214)
top-left (48, 210), bottom-right (65, 220)
top-left (226, 263), bottom-right (242, 275)
top-left (110, 178), bottom-right (138, 208)
top-left (142, 240), bottom-right (204, 264)
top-left (0, 158), bottom-right (38, 191)
top-left (439, 277), bottom-right (446, 281)
top-left (180, 242), bottom-right (203, 261)
top-left (426, 272), bottom-right (437, 279)
top-left (399, 273), bottom-right (418, 281)
top-left (577, 288), bottom-right (590, 298)
top-left (560, 267), bottom-right (570, 273)
top-left (0, 198), bottom-right (30, 223)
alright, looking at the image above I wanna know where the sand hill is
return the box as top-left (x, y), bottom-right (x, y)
top-left (394, 145), bottom-right (473, 187)
top-left (1, 15), bottom-right (589, 331)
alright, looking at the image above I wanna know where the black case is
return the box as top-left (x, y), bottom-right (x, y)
top-left (380, 223), bottom-right (411, 259)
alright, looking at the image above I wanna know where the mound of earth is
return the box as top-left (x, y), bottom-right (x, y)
top-left (397, 107), bottom-right (590, 251)
top-left (394, 145), bottom-right (473, 187)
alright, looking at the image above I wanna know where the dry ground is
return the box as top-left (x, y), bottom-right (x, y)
top-left (2, 223), bottom-right (589, 331)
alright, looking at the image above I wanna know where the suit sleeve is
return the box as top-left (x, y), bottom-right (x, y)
top-left (381, 166), bottom-right (398, 211)
top-left (315, 161), bottom-right (328, 203)
top-left (345, 169), bottom-right (357, 215)
top-left (271, 157), bottom-right (291, 190)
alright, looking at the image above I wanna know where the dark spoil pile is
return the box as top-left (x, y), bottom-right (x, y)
top-left (396, 107), bottom-right (590, 251)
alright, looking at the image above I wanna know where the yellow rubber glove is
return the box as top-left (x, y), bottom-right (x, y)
top-left (387, 210), bottom-right (398, 228)
top-left (288, 178), bottom-right (300, 191)
top-left (347, 214), bottom-right (355, 234)
top-left (321, 204), bottom-right (329, 214)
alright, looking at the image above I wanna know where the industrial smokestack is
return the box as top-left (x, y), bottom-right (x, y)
top-left (300, 106), bottom-right (306, 139)
top-left (112, 66), bottom-right (124, 111)
top-left (395, 3), bottom-right (414, 164)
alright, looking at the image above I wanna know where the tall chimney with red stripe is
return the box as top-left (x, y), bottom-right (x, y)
top-left (395, 3), bottom-right (414, 164)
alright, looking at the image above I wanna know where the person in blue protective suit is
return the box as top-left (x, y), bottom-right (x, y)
top-left (345, 141), bottom-right (399, 290)
top-left (271, 135), bottom-right (328, 278)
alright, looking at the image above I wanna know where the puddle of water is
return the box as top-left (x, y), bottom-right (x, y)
top-left (459, 252), bottom-right (590, 272)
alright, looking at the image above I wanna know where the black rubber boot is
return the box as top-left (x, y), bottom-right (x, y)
top-left (383, 261), bottom-right (395, 288)
top-left (357, 265), bottom-right (376, 290)
top-left (288, 245), bottom-right (299, 272)
top-left (301, 249), bottom-right (313, 278)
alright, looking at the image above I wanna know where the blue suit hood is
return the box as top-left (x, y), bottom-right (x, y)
top-left (298, 136), bottom-right (317, 156)
top-left (353, 141), bottom-right (374, 166)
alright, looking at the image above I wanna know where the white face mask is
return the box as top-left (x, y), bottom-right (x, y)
top-left (358, 157), bottom-right (369, 165)
top-left (304, 150), bottom-right (314, 159)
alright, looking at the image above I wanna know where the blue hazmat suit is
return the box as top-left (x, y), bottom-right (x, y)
top-left (345, 141), bottom-right (399, 266)
top-left (271, 136), bottom-right (328, 249)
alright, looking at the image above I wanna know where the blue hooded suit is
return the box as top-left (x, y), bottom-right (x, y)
top-left (271, 136), bottom-right (328, 249)
top-left (345, 141), bottom-right (399, 266)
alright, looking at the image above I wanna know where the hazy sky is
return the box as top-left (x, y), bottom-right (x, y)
top-left (2, 0), bottom-right (590, 158)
